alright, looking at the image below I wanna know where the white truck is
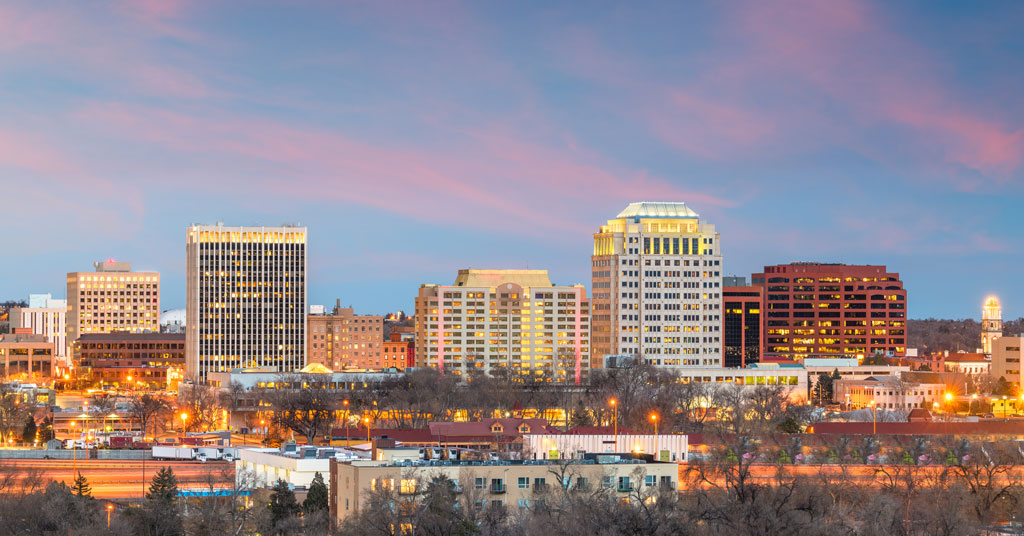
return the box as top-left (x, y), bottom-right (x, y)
top-left (196, 447), bottom-right (236, 462)
top-left (152, 446), bottom-right (207, 462)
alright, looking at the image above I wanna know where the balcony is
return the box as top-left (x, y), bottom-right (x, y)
top-left (490, 484), bottom-right (506, 494)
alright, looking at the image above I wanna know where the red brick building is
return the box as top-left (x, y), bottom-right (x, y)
top-left (751, 263), bottom-right (907, 363)
top-left (307, 299), bottom-right (383, 370)
top-left (73, 332), bottom-right (185, 389)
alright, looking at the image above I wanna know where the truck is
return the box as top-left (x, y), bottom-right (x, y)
top-left (152, 446), bottom-right (207, 461)
top-left (196, 447), bottom-right (236, 462)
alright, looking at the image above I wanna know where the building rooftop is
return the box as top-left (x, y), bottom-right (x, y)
top-left (453, 269), bottom-right (553, 289)
top-left (615, 201), bottom-right (698, 219)
top-left (76, 332), bottom-right (185, 341)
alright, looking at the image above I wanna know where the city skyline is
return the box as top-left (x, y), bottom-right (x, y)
top-left (1, 1), bottom-right (1022, 319)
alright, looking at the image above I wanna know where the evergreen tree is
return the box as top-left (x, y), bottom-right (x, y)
top-left (37, 416), bottom-right (54, 443)
top-left (147, 467), bottom-right (179, 503)
top-left (21, 415), bottom-right (36, 444)
top-left (268, 479), bottom-right (301, 530)
top-left (303, 472), bottom-right (329, 514)
top-left (132, 466), bottom-right (183, 536)
top-left (72, 472), bottom-right (92, 497)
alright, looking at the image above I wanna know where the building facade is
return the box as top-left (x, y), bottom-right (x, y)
top-left (751, 263), bottom-right (907, 363)
top-left (382, 333), bottom-right (412, 370)
top-left (591, 201), bottom-right (723, 369)
top-left (330, 456), bottom-right (678, 527)
top-left (834, 371), bottom-right (946, 411)
top-left (73, 333), bottom-right (185, 389)
top-left (992, 337), bottom-right (1023, 384)
top-left (10, 293), bottom-right (68, 367)
top-left (722, 284), bottom-right (763, 368)
top-left (66, 261), bottom-right (160, 357)
top-left (415, 270), bottom-right (589, 384)
top-left (0, 330), bottom-right (56, 380)
top-left (307, 300), bottom-right (383, 370)
top-left (982, 296), bottom-right (1002, 355)
top-left (186, 225), bottom-right (307, 381)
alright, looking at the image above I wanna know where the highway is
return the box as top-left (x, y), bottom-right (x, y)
top-left (0, 459), bottom-right (235, 500)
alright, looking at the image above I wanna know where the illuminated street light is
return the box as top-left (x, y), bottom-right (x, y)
top-left (609, 398), bottom-right (618, 452)
top-left (650, 412), bottom-right (659, 458)
top-left (363, 416), bottom-right (371, 445)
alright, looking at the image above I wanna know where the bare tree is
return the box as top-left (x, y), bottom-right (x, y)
top-left (177, 384), bottom-right (222, 433)
top-left (128, 393), bottom-right (170, 439)
top-left (0, 383), bottom-right (30, 444)
top-left (262, 375), bottom-right (337, 444)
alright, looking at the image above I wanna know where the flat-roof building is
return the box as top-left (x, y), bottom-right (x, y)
top-left (10, 293), bottom-right (68, 367)
top-left (66, 261), bottom-right (160, 358)
top-left (73, 332), bottom-right (185, 389)
top-left (307, 300), bottom-right (383, 370)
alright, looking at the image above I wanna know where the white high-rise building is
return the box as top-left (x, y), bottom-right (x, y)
top-left (10, 293), bottom-right (68, 367)
top-left (186, 224), bottom-right (307, 381)
top-left (591, 202), bottom-right (722, 368)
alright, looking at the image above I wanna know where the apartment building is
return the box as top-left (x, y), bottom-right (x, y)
top-left (415, 269), bottom-right (589, 384)
top-left (186, 224), bottom-right (307, 381)
top-left (330, 456), bottom-right (678, 527)
top-left (591, 201), bottom-right (723, 369)
top-left (307, 300), bottom-right (383, 370)
top-left (751, 263), bottom-right (907, 363)
top-left (66, 261), bottom-right (160, 357)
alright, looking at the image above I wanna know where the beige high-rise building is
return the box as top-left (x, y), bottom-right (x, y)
top-left (991, 336), bottom-right (1022, 385)
top-left (307, 300), bottom-right (383, 370)
top-left (186, 224), bottom-right (307, 381)
top-left (591, 202), bottom-right (722, 369)
top-left (67, 261), bottom-right (160, 359)
top-left (415, 269), bottom-right (589, 384)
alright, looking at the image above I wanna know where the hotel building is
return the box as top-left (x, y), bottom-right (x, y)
top-left (591, 202), bottom-right (722, 368)
top-left (66, 261), bottom-right (160, 358)
top-left (414, 269), bottom-right (589, 384)
top-left (186, 224), bottom-right (307, 381)
top-left (10, 293), bottom-right (68, 367)
top-left (307, 300), bottom-right (383, 370)
top-left (751, 263), bottom-right (907, 362)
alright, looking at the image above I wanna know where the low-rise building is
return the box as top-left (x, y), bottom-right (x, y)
top-left (329, 454), bottom-right (678, 527)
top-left (522, 433), bottom-right (687, 462)
top-left (834, 371), bottom-right (946, 411)
top-left (307, 300), bottom-right (384, 370)
top-left (0, 329), bottom-right (56, 380)
top-left (73, 332), bottom-right (185, 389)
top-left (942, 353), bottom-right (990, 376)
top-left (237, 445), bottom-right (363, 491)
top-left (10, 294), bottom-right (68, 367)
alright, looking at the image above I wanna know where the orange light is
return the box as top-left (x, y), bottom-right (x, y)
top-left (945, 393), bottom-right (953, 401)
top-left (609, 398), bottom-right (616, 406)
top-left (107, 504), bottom-right (113, 511)
top-left (649, 413), bottom-right (658, 422)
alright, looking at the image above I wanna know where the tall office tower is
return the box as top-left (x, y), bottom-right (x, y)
top-left (67, 261), bottom-right (160, 358)
top-left (591, 202), bottom-right (723, 368)
top-left (415, 269), bottom-right (590, 384)
top-left (982, 296), bottom-right (1002, 355)
top-left (186, 224), bottom-right (307, 381)
top-left (307, 299), bottom-right (383, 370)
top-left (722, 282), bottom-right (763, 368)
top-left (10, 293), bottom-right (68, 367)
top-left (751, 263), bottom-right (907, 362)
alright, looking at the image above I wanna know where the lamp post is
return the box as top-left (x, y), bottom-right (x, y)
top-left (869, 400), bottom-right (876, 435)
top-left (970, 394), bottom-right (977, 415)
top-left (945, 392), bottom-right (953, 415)
top-left (106, 503), bottom-right (113, 528)
top-left (609, 398), bottom-right (618, 453)
top-left (649, 413), bottom-right (658, 459)
top-left (363, 416), bottom-right (371, 445)
top-left (70, 421), bottom-right (77, 477)
top-left (343, 400), bottom-right (350, 445)
top-left (180, 413), bottom-right (188, 440)
top-left (260, 419), bottom-right (266, 443)
top-left (1003, 395), bottom-right (1008, 420)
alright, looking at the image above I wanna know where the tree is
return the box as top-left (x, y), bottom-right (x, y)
top-left (129, 393), bottom-right (170, 439)
top-left (0, 383), bottom-right (30, 444)
top-left (21, 414), bottom-right (36, 444)
top-left (266, 479), bottom-right (301, 535)
top-left (303, 472), bottom-right (329, 514)
top-left (813, 372), bottom-right (834, 404)
top-left (177, 385), bottom-right (221, 433)
top-left (132, 466), bottom-right (183, 536)
top-left (37, 416), bottom-right (54, 443)
top-left (263, 377), bottom-right (337, 444)
top-left (72, 472), bottom-right (92, 497)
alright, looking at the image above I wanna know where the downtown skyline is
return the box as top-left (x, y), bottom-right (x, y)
top-left (1, 1), bottom-right (1022, 319)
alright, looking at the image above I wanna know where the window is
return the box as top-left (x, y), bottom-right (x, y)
top-left (533, 477), bottom-right (546, 490)
top-left (474, 477), bottom-right (485, 490)
top-left (400, 479), bottom-right (417, 494)
top-left (645, 475), bottom-right (656, 487)
top-left (618, 477), bottom-right (632, 491)
top-left (518, 477), bottom-right (530, 489)
top-left (517, 498), bottom-right (530, 509)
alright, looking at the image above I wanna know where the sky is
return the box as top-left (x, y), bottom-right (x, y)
top-left (1, 0), bottom-right (1022, 320)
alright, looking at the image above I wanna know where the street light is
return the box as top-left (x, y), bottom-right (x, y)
top-left (363, 416), bottom-right (371, 446)
top-left (180, 413), bottom-right (188, 439)
top-left (260, 419), bottom-right (266, 442)
top-left (649, 413), bottom-right (659, 459)
top-left (343, 400), bottom-right (351, 445)
top-left (945, 392), bottom-right (953, 415)
top-left (869, 400), bottom-right (877, 435)
top-left (107, 503), bottom-right (114, 528)
top-left (970, 394), bottom-right (978, 415)
top-left (609, 398), bottom-right (618, 453)
top-left (70, 420), bottom-right (77, 477)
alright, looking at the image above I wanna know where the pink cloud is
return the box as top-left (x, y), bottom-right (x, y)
top-left (75, 101), bottom-right (731, 238)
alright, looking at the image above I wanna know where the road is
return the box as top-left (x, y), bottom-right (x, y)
top-left (0, 459), bottom-right (235, 500)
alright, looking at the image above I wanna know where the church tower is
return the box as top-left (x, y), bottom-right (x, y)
top-left (982, 296), bottom-right (1002, 354)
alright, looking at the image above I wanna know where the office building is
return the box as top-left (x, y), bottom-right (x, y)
top-left (10, 293), bottom-right (68, 367)
top-left (982, 296), bottom-right (1002, 355)
top-left (722, 283), bottom-right (763, 367)
top-left (591, 201), bottom-right (722, 368)
top-left (991, 336), bottom-right (1022, 384)
top-left (307, 300), bottom-right (383, 370)
top-left (0, 329), bottom-right (56, 380)
top-left (186, 224), bottom-right (307, 381)
top-left (415, 269), bottom-right (589, 383)
top-left (751, 263), bottom-right (907, 362)
top-left (73, 332), bottom-right (185, 389)
top-left (66, 261), bottom-right (160, 357)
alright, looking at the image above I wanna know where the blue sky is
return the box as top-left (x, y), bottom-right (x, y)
top-left (0, 0), bottom-right (1022, 319)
